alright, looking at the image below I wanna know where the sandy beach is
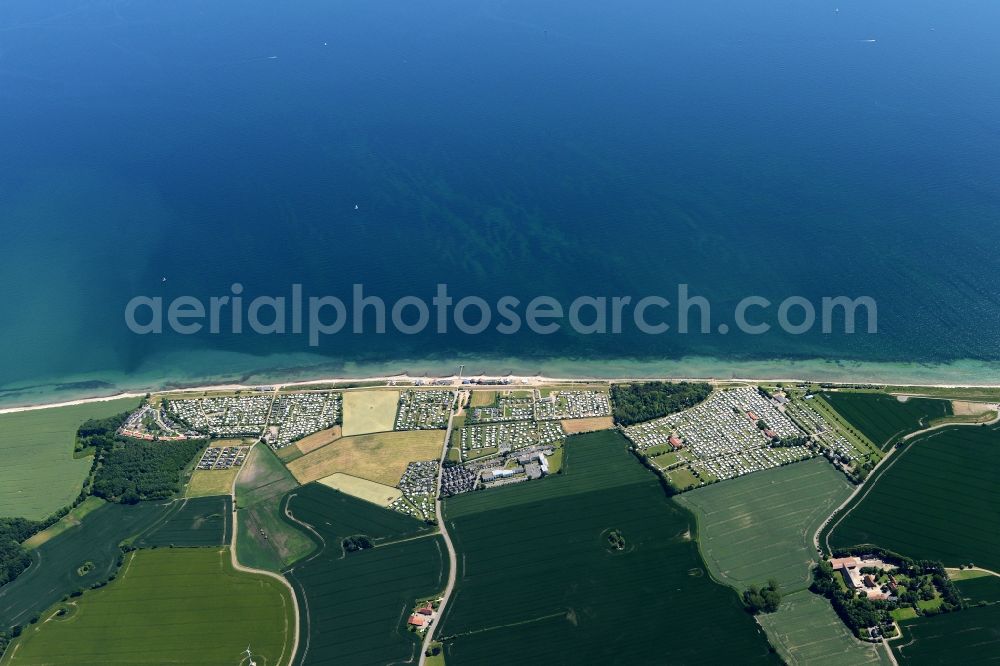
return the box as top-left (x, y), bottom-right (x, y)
top-left (3, 372), bottom-right (1000, 416)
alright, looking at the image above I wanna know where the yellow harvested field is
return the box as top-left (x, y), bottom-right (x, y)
top-left (287, 430), bottom-right (443, 487)
top-left (186, 467), bottom-right (240, 497)
top-left (294, 426), bottom-right (342, 454)
top-left (317, 473), bottom-right (403, 507)
top-left (210, 439), bottom-right (250, 448)
top-left (342, 390), bottom-right (400, 436)
top-left (951, 401), bottom-right (996, 417)
top-left (560, 416), bottom-right (615, 434)
top-left (469, 391), bottom-right (497, 407)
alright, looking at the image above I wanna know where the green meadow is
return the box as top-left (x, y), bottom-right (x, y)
top-left (235, 446), bottom-right (314, 572)
top-left (5, 547), bottom-right (294, 666)
top-left (829, 424), bottom-right (1000, 572)
top-left (0, 398), bottom-right (140, 519)
top-left (820, 392), bottom-right (950, 450)
top-left (285, 484), bottom-right (445, 665)
top-left (439, 430), bottom-right (778, 664)
top-left (677, 458), bottom-right (853, 592)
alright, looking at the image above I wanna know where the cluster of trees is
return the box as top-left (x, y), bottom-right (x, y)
top-left (75, 413), bottom-right (132, 453)
top-left (771, 435), bottom-right (810, 448)
top-left (743, 579), bottom-right (782, 614)
top-left (76, 409), bottom-right (204, 503)
top-left (810, 560), bottom-right (885, 632)
top-left (812, 548), bottom-right (964, 636)
top-left (0, 518), bottom-right (40, 587)
top-left (611, 381), bottom-right (712, 426)
top-left (91, 438), bottom-right (204, 503)
top-left (342, 535), bottom-right (374, 553)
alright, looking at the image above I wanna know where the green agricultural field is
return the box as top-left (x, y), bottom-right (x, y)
top-left (22, 497), bottom-right (106, 548)
top-left (235, 446), bottom-right (314, 572)
top-left (677, 458), bottom-right (853, 592)
top-left (756, 590), bottom-right (890, 666)
top-left (133, 495), bottom-right (232, 548)
top-left (0, 501), bottom-right (169, 629)
top-left (439, 430), bottom-right (778, 665)
top-left (892, 603), bottom-right (1000, 664)
top-left (5, 547), bottom-right (295, 666)
top-left (285, 484), bottom-right (446, 665)
top-left (828, 424), bottom-right (1000, 571)
top-left (954, 574), bottom-right (1000, 605)
top-left (0, 398), bottom-right (140, 519)
top-left (821, 392), bottom-right (951, 450)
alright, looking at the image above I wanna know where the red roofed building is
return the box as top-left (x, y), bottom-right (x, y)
top-left (668, 436), bottom-right (683, 449)
top-left (408, 615), bottom-right (427, 628)
top-left (747, 411), bottom-right (759, 421)
top-left (418, 604), bottom-right (434, 616)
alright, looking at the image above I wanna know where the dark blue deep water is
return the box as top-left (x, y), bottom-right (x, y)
top-left (2, 0), bottom-right (1000, 403)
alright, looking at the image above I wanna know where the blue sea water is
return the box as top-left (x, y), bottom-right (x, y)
top-left (2, 0), bottom-right (1000, 405)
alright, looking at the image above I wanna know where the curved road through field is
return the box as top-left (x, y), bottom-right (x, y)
top-left (813, 405), bottom-right (1000, 556)
top-left (229, 442), bottom-right (301, 666)
top-left (418, 393), bottom-right (463, 665)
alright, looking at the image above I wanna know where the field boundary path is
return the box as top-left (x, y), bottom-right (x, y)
top-left (229, 442), bottom-right (300, 666)
top-left (814, 411), bottom-right (1000, 555)
top-left (418, 392), bottom-right (462, 665)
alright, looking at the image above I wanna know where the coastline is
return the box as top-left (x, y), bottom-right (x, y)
top-left (3, 364), bottom-right (1000, 415)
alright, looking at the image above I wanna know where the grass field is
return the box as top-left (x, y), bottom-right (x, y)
top-left (828, 424), bottom-right (1000, 572)
top-left (559, 416), bottom-right (614, 434)
top-left (286, 430), bottom-right (443, 487)
top-left (235, 445), bottom-right (314, 572)
top-left (317, 473), bottom-right (402, 506)
top-left (677, 458), bottom-right (853, 592)
top-left (341, 390), bottom-right (400, 435)
top-left (285, 484), bottom-right (445, 665)
top-left (0, 398), bottom-right (140, 519)
top-left (756, 590), bottom-right (889, 665)
top-left (0, 501), bottom-right (170, 628)
top-left (892, 603), bottom-right (1000, 664)
top-left (884, 385), bottom-right (1000, 402)
top-left (133, 495), bottom-right (232, 547)
top-left (821, 392), bottom-right (951, 450)
top-left (468, 391), bottom-right (496, 407)
top-left (22, 497), bottom-right (106, 548)
top-left (186, 466), bottom-right (239, 497)
top-left (4, 548), bottom-right (295, 666)
top-left (439, 430), bottom-right (778, 664)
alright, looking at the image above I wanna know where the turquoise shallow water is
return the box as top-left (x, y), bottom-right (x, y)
top-left (2, 0), bottom-right (1000, 405)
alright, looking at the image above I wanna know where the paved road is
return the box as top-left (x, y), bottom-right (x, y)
top-left (229, 442), bottom-right (301, 666)
top-left (418, 394), bottom-right (462, 665)
top-left (814, 407), bottom-right (1000, 554)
